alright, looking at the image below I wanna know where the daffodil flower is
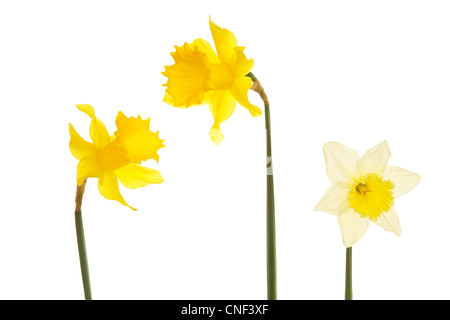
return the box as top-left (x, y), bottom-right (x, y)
top-left (314, 140), bottom-right (419, 299)
top-left (314, 140), bottom-right (420, 247)
top-left (163, 19), bottom-right (277, 299)
top-left (162, 18), bottom-right (262, 145)
top-left (69, 104), bottom-right (165, 210)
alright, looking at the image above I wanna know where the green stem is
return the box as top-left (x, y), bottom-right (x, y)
top-left (345, 247), bottom-right (352, 300)
top-left (75, 180), bottom-right (92, 300)
top-left (247, 72), bottom-right (277, 300)
top-left (265, 102), bottom-right (277, 300)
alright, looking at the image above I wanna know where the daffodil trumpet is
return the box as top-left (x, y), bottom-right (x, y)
top-left (69, 104), bottom-right (164, 299)
top-left (247, 72), bottom-right (277, 300)
top-left (74, 179), bottom-right (92, 300)
top-left (314, 141), bottom-right (420, 299)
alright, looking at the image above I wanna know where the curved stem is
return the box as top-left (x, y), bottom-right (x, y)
top-left (345, 247), bottom-right (353, 300)
top-left (247, 72), bottom-right (277, 300)
top-left (75, 180), bottom-right (92, 300)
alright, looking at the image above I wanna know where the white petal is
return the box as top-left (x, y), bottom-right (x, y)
top-left (357, 140), bottom-right (391, 176)
top-left (373, 208), bottom-right (401, 236)
top-left (314, 182), bottom-right (350, 216)
top-left (337, 209), bottom-right (370, 247)
top-left (323, 142), bottom-right (359, 183)
top-left (383, 165), bottom-right (420, 198)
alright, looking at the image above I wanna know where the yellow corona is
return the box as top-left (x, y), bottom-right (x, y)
top-left (348, 173), bottom-right (394, 220)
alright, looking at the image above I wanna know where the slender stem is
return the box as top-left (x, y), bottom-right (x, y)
top-left (345, 247), bottom-right (353, 300)
top-left (265, 103), bottom-right (276, 300)
top-left (247, 72), bottom-right (277, 300)
top-left (75, 180), bottom-right (92, 300)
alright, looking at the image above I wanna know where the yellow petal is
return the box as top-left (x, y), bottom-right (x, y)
top-left (98, 171), bottom-right (136, 211)
top-left (209, 127), bottom-right (224, 146)
top-left (209, 17), bottom-right (238, 64)
top-left (115, 163), bottom-right (164, 189)
top-left (75, 104), bottom-right (110, 148)
top-left (69, 123), bottom-right (97, 160)
top-left (208, 90), bottom-right (236, 145)
top-left (230, 77), bottom-right (262, 117)
top-left (231, 46), bottom-right (254, 76)
top-left (162, 42), bottom-right (214, 108)
top-left (76, 157), bottom-right (103, 187)
top-left (337, 209), bottom-right (370, 247)
top-left (114, 111), bottom-right (165, 164)
top-left (209, 90), bottom-right (236, 126)
top-left (76, 103), bottom-right (96, 118)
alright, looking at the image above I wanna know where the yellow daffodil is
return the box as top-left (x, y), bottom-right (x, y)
top-left (314, 141), bottom-right (420, 247)
top-left (69, 104), bottom-right (165, 210)
top-left (162, 17), bottom-right (262, 145)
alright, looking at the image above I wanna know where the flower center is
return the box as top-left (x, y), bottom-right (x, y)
top-left (97, 139), bottom-right (132, 172)
top-left (348, 173), bottom-right (394, 220)
top-left (356, 183), bottom-right (369, 195)
top-left (209, 63), bottom-right (234, 89)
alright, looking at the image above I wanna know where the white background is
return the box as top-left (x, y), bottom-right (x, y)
top-left (0, 0), bottom-right (449, 300)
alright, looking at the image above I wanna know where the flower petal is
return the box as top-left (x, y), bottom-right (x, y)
top-left (76, 104), bottom-right (111, 148)
top-left (337, 209), bottom-right (370, 247)
top-left (231, 46), bottom-right (254, 76)
top-left (357, 140), bottom-right (391, 176)
top-left (76, 157), bottom-right (103, 187)
top-left (208, 90), bottom-right (236, 145)
top-left (69, 123), bottom-right (97, 160)
top-left (209, 127), bottom-right (224, 146)
top-left (98, 171), bottom-right (136, 211)
top-left (314, 181), bottom-right (350, 215)
top-left (373, 207), bottom-right (401, 236)
top-left (323, 142), bottom-right (359, 183)
top-left (209, 18), bottom-right (238, 64)
top-left (115, 163), bottom-right (164, 189)
top-left (383, 165), bottom-right (420, 198)
top-left (230, 77), bottom-right (262, 117)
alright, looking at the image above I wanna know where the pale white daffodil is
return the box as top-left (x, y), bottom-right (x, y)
top-left (314, 141), bottom-right (420, 247)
